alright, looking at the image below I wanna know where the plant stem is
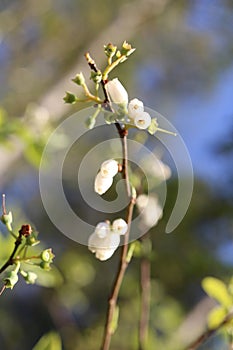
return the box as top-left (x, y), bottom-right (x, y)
top-left (0, 284), bottom-right (6, 296)
top-left (0, 233), bottom-right (22, 274)
top-left (86, 52), bottom-right (135, 350)
top-left (101, 198), bottom-right (135, 350)
top-left (186, 310), bottom-right (233, 350)
top-left (101, 122), bottom-right (135, 350)
top-left (85, 52), bottom-right (109, 103)
top-left (102, 55), bottom-right (126, 81)
top-left (138, 236), bottom-right (151, 350)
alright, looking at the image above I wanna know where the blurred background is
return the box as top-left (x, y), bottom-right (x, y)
top-left (0, 0), bottom-right (233, 349)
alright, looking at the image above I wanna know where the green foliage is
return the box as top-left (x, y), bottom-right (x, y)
top-left (32, 332), bottom-right (62, 350)
top-left (202, 277), bottom-right (233, 332)
top-left (0, 199), bottom-right (57, 291)
top-left (202, 277), bottom-right (233, 308)
top-left (207, 305), bottom-right (227, 329)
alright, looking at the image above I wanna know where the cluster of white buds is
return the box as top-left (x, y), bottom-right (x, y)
top-left (88, 219), bottom-right (128, 261)
top-left (94, 159), bottom-right (119, 195)
top-left (105, 79), bottom-right (152, 130)
top-left (128, 98), bottom-right (151, 130)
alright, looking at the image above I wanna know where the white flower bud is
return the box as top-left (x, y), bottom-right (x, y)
top-left (94, 172), bottom-right (113, 195)
top-left (136, 194), bottom-right (163, 230)
top-left (112, 218), bottom-right (128, 235)
top-left (128, 98), bottom-right (144, 118)
top-left (101, 159), bottom-right (119, 178)
top-left (105, 78), bottom-right (129, 104)
top-left (95, 222), bottom-right (110, 238)
top-left (142, 158), bottom-right (171, 182)
top-left (88, 231), bottom-right (120, 261)
top-left (134, 112), bottom-right (151, 130)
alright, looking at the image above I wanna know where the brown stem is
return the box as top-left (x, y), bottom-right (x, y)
top-left (138, 251), bottom-right (151, 349)
top-left (86, 51), bottom-right (135, 350)
top-left (85, 52), bottom-right (109, 103)
top-left (0, 285), bottom-right (6, 296)
top-left (101, 198), bottom-right (135, 350)
top-left (186, 310), bottom-right (233, 350)
top-left (101, 117), bottom-right (135, 350)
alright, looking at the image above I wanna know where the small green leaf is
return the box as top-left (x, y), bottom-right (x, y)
top-left (131, 241), bottom-right (143, 258)
top-left (126, 242), bottom-right (136, 263)
top-left (109, 305), bottom-right (119, 334)
top-left (207, 305), bottom-right (227, 329)
top-left (32, 332), bottom-right (62, 350)
top-left (202, 277), bottom-right (233, 308)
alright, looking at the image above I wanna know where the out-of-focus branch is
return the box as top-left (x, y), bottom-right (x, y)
top-left (186, 309), bottom-right (233, 350)
top-left (171, 296), bottom-right (217, 348)
top-left (0, 0), bottom-right (170, 185)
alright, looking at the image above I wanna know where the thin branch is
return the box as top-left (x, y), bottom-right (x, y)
top-left (85, 52), bottom-right (109, 103)
top-left (186, 310), bottom-right (233, 350)
top-left (138, 236), bottom-right (151, 350)
top-left (86, 51), bottom-right (135, 350)
top-left (0, 284), bottom-right (6, 296)
top-left (0, 233), bottom-right (22, 274)
top-left (101, 198), bottom-right (135, 350)
top-left (101, 116), bottom-right (133, 350)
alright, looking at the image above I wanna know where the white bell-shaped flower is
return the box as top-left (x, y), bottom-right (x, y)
top-left (94, 172), bottom-right (113, 195)
top-left (134, 112), bottom-right (151, 130)
top-left (95, 222), bottom-right (111, 238)
top-left (105, 78), bottom-right (128, 104)
top-left (100, 159), bottom-right (119, 178)
top-left (88, 231), bottom-right (120, 261)
top-left (112, 218), bottom-right (128, 235)
top-left (128, 98), bottom-right (144, 118)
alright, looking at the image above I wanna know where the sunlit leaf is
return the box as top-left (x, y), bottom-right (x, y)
top-left (202, 277), bottom-right (233, 308)
top-left (207, 305), bottom-right (227, 329)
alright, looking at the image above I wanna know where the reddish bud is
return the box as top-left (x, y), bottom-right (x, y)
top-left (19, 224), bottom-right (32, 237)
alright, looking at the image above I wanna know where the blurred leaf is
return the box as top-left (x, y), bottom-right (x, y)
top-left (23, 140), bottom-right (45, 168)
top-left (32, 332), bottom-right (62, 350)
top-left (207, 305), bottom-right (226, 330)
top-left (202, 277), bottom-right (233, 308)
top-left (21, 264), bottom-right (63, 288)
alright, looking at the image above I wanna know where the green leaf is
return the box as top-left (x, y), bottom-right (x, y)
top-left (207, 305), bottom-right (227, 329)
top-left (36, 266), bottom-right (63, 287)
top-left (32, 332), bottom-right (62, 350)
top-left (202, 277), bottom-right (233, 308)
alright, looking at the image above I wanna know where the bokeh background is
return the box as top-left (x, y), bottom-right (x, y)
top-left (0, 0), bottom-right (233, 349)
